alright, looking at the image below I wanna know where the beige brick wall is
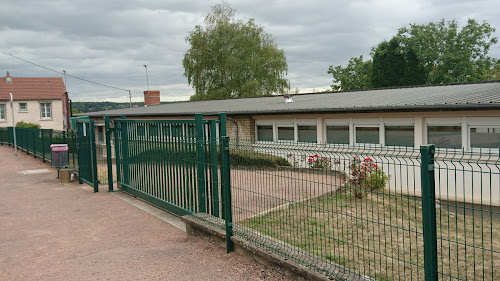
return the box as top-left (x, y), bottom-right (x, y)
top-left (227, 115), bottom-right (255, 141)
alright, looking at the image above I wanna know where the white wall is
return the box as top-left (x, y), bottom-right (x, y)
top-left (0, 100), bottom-right (63, 130)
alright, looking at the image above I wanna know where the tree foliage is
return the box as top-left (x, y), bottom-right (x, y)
top-left (371, 37), bottom-right (425, 88)
top-left (328, 19), bottom-right (499, 91)
top-left (396, 19), bottom-right (498, 84)
top-left (327, 56), bottom-right (372, 91)
top-left (183, 3), bottom-right (289, 101)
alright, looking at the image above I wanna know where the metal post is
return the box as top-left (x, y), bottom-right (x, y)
top-left (77, 123), bottom-right (83, 185)
top-left (41, 129), bottom-right (45, 162)
top-left (221, 135), bottom-right (234, 253)
top-left (195, 114), bottom-right (206, 213)
top-left (209, 119), bottom-right (219, 217)
top-left (49, 130), bottom-right (53, 163)
top-left (420, 145), bottom-right (438, 281)
top-left (105, 116), bottom-right (114, 192)
top-left (120, 116), bottom-right (129, 186)
top-left (90, 120), bottom-right (99, 192)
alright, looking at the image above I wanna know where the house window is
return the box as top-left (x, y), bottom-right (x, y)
top-left (19, 103), bottom-right (28, 112)
top-left (428, 126), bottom-right (461, 149)
top-left (326, 125), bottom-right (349, 144)
top-left (297, 125), bottom-right (317, 143)
top-left (257, 125), bottom-right (273, 142)
top-left (385, 126), bottom-right (414, 147)
top-left (277, 126), bottom-right (294, 142)
top-left (355, 126), bottom-right (380, 144)
top-left (0, 104), bottom-right (6, 121)
top-left (470, 127), bottom-right (500, 149)
top-left (40, 103), bottom-right (51, 119)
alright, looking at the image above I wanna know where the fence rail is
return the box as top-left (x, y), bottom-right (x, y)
top-left (0, 127), bottom-right (77, 168)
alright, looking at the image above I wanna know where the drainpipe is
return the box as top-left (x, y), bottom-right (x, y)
top-left (227, 117), bottom-right (239, 148)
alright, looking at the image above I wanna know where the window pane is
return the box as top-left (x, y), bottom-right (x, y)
top-left (385, 126), bottom-right (414, 147)
top-left (0, 104), bottom-right (5, 119)
top-left (257, 125), bottom-right (273, 141)
top-left (470, 127), bottom-right (500, 149)
top-left (356, 127), bottom-right (379, 144)
top-left (277, 127), bottom-right (294, 141)
top-left (428, 126), bottom-right (461, 149)
top-left (298, 125), bottom-right (317, 143)
top-left (326, 126), bottom-right (349, 144)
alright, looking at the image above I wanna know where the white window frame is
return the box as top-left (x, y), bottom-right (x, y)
top-left (468, 125), bottom-right (500, 153)
top-left (354, 125), bottom-right (381, 146)
top-left (40, 103), bottom-right (52, 120)
top-left (276, 124), bottom-right (295, 143)
top-left (425, 118), bottom-right (463, 150)
top-left (255, 120), bottom-right (275, 142)
top-left (0, 104), bottom-right (6, 121)
top-left (18, 102), bottom-right (28, 112)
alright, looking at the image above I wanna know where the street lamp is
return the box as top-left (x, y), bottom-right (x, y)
top-left (144, 65), bottom-right (150, 106)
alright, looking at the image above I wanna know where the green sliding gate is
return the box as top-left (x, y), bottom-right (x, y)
top-left (113, 113), bottom-right (233, 249)
top-left (76, 119), bottom-right (98, 192)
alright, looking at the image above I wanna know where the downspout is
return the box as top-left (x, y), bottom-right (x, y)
top-left (227, 117), bottom-right (239, 148)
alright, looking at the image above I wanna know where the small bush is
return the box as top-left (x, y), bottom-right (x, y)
top-left (346, 157), bottom-right (389, 198)
top-left (228, 149), bottom-right (290, 168)
top-left (16, 121), bottom-right (41, 129)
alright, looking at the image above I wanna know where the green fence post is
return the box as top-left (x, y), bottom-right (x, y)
top-left (195, 114), bottom-right (206, 213)
top-left (32, 129), bottom-right (37, 158)
top-left (41, 130), bottom-right (46, 162)
top-left (221, 135), bottom-right (234, 253)
top-left (420, 145), bottom-right (438, 281)
top-left (105, 116), bottom-right (114, 192)
top-left (90, 120), bottom-right (99, 192)
top-left (120, 116), bottom-right (129, 186)
top-left (49, 129), bottom-right (53, 163)
top-left (209, 119), bottom-right (219, 217)
top-left (77, 123), bottom-right (83, 185)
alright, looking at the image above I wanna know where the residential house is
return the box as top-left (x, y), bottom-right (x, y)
top-left (0, 72), bottom-right (69, 130)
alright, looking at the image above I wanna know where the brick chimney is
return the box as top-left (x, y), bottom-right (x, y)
top-left (5, 71), bottom-right (12, 83)
top-left (144, 90), bottom-right (160, 106)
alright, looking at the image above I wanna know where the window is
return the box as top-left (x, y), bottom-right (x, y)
top-left (277, 126), bottom-right (294, 142)
top-left (470, 127), bottom-right (500, 149)
top-left (355, 126), bottom-right (379, 144)
top-left (0, 104), bottom-right (5, 120)
top-left (326, 125), bottom-right (349, 144)
top-left (428, 126), bottom-right (461, 149)
top-left (40, 103), bottom-right (51, 119)
top-left (297, 125), bottom-right (317, 143)
top-left (257, 125), bottom-right (273, 142)
top-left (19, 103), bottom-right (28, 112)
top-left (385, 126), bottom-right (414, 147)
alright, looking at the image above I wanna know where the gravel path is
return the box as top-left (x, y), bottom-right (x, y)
top-left (0, 145), bottom-right (291, 281)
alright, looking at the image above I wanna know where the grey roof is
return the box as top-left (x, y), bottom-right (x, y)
top-left (84, 82), bottom-right (500, 117)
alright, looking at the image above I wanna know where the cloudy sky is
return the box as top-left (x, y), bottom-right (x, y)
top-left (1, 0), bottom-right (499, 102)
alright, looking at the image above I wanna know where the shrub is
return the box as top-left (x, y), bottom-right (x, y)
top-left (307, 154), bottom-right (332, 170)
top-left (347, 157), bottom-right (389, 198)
top-left (229, 149), bottom-right (290, 168)
top-left (16, 121), bottom-right (41, 129)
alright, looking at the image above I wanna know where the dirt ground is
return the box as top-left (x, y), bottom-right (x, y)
top-left (0, 145), bottom-right (291, 281)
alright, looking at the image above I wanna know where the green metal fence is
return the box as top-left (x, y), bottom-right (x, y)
top-left (0, 126), bottom-right (77, 168)
top-left (113, 114), bottom-right (232, 245)
top-left (228, 139), bottom-right (499, 280)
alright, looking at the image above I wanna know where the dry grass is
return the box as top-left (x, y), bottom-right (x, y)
top-left (243, 188), bottom-right (500, 281)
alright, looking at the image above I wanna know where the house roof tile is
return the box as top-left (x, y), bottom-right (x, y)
top-left (0, 75), bottom-right (67, 100)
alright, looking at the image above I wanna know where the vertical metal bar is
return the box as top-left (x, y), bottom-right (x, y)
top-left (209, 119), bottom-right (219, 217)
top-left (219, 113), bottom-right (227, 219)
top-left (114, 121), bottom-right (122, 187)
top-left (195, 114), bottom-right (206, 213)
top-left (120, 116), bottom-right (129, 186)
top-left (41, 129), bottom-right (45, 162)
top-left (105, 116), bottom-right (114, 191)
top-left (77, 123), bottom-right (83, 184)
top-left (49, 129), bottom-right (53, 162)
top-left (221, 135), bottom-right (233, 253)
top-left (90, 120), bottom-right (99, 192)
top-left (32, 129), bottom-right (37, 158)
top-left (420, 145), bottom-right (438, 281)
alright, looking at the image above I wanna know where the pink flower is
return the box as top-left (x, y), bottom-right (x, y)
top-left (288, 154), bottom-right (292, 157)
top-left (322, 157), bottom-right (326, 160)
top-left (364, 158), bottom-right (373, 162)
top-left (314, 154), bottom-right (318, 157)
top-left (308, 158), bottom-right (313, 163)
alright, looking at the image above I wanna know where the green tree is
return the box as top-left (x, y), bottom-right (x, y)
top-left (397, 19), bottom-right (498, 83)
top-left (183, 3), bottom-right (289, 100)
top-left (327, 55), bottom-right (372, 91)
top-left (371, 37), bottom-right (426, 88)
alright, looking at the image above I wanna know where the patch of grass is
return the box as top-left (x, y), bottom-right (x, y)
top-left (242, 188), bottom-right (500, 281)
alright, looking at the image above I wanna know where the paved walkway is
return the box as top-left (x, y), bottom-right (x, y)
top-left (0, 145), bottom-right (289, 281)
